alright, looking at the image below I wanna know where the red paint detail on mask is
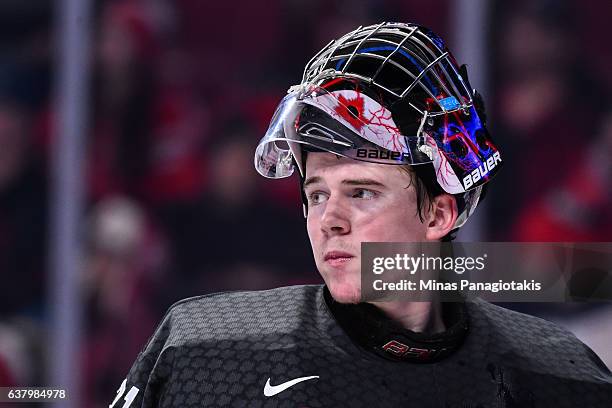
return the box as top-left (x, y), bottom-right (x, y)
top-left (334, 94), bottom-right (365, 131)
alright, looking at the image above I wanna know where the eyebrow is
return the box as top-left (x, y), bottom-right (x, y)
top-left (303, 176), bottom-right (386, 189)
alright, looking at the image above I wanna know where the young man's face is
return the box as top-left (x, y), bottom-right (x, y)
top-left (304, 152), bottom-right (431, 304)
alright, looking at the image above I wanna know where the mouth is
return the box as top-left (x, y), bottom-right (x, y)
top-left (324, 251), bottom-right (355, 267)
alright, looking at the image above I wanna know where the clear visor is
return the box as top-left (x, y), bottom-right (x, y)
top-left (255, 84), bottom-right (436, 179)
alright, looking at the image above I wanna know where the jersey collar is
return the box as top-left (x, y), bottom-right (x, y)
top-left (323, 286), bottom-right (468, 362)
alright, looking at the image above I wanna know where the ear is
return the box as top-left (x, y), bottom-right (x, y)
top-left (425, 194), bottom-right (458, 241)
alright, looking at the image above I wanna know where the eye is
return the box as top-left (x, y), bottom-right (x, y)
top-left (353, 189), bottom-right (377, 199)
top-left (306, 191), bottom-right (328, 206)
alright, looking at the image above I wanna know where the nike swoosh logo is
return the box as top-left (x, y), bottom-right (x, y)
top-left (263, 375), bottom-right (319, 397)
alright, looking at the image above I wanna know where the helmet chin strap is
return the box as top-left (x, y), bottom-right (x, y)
top-left (300, 179), bottom-right (308, 219)
top-left (296, 149), bottom-right (308, 218)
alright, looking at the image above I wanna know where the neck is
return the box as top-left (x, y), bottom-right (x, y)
top-left (369, 300), bottom-right (445, 333)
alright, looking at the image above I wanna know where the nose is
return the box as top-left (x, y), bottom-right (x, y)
top-left (320, 196), bottom-right (351, 236)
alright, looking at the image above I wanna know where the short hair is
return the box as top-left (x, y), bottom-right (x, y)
top-left (399, 164), bottom-right (458, 242)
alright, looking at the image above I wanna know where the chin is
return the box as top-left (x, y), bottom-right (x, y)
top-left (326, 280), bottom-right (361, 304)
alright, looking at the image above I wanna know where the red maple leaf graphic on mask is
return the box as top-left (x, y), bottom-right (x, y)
top-left (334, 94), bottom-right (365, 131)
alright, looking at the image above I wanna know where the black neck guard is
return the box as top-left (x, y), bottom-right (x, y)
top-left (323, 286), bottom-right (468, 363)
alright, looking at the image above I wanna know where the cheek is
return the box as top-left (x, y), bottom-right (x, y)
top-left (356, 201), bottom-right (427, 242)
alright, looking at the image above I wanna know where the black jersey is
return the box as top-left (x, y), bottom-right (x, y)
top-left (110, 285), bottom-right (612, 407)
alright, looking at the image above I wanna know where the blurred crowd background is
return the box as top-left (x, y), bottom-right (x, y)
top-left (0, 0), bottom-right (611, 407)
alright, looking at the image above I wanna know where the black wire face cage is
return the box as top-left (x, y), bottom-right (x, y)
top-left (301, 22), bottom-right (474, 118)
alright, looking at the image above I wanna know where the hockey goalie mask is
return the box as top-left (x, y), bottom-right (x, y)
top-left (254, 22), bottom-right (503, 228)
